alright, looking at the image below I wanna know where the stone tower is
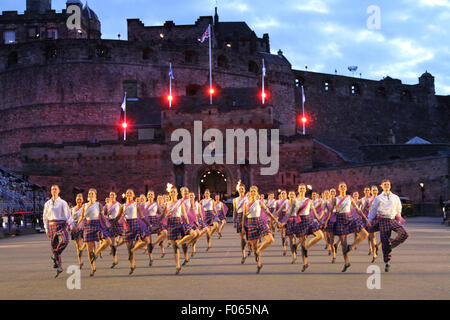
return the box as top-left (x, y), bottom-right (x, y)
top-left (26, 0), bottom-right (51, 13)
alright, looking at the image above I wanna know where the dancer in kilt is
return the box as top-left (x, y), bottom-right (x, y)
top-left (189, 192), bottom-right (209, 256)
top-left (152, 195), bottom-right (168, 258)
top-left (278, 191), bottom-right (298, 263)
top-left (266, 193), bottom-right (277, 233)
top-left (368, 179), bottom-right (409, 272)
top-left (158, 186), bottom-right (187, 274)
top-left (214, 194), bottom-right (228, 239)
top-left (176, 187), bottom-right (200, 266)
top-left (80, 188), bottom-right (115, 276)
top-left (71, 193), bottom-right (85, 269)
top-left (110, 189), bottom-right (151, 274)
top-left (324, 188), bottom-right (340, 263)
top-left (361, 186), bottom-right (381, 262)
top-left (233, 184), bottom-right (248, 263)
top-left (142, 191), bottom-right (161, 264)
top-left (43, 185), bottom-right (74, 278)
top-left (274, 191), bottom-right (289, 256)
top-left (324, 182), bottom-right (369, 272)
top-left (242, 186), bottom-right (279, 273)
top-left (105, 191), bottom-right (123, 268)
top-left (294, 184), bottom-right (324, 272)
top-left (200, 189), bottom-right (219, 251)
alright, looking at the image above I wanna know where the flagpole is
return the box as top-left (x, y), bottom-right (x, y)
top-left (124, 92), bottom-right (127, 141)
top-left (209, 24), bottom-right (212, 105)
top-left (301, 85), bottom-right (305, 135)
top-left (262, 58), bottom-right (265, 104)
top-left (169, 62), bottom-right (172, 109)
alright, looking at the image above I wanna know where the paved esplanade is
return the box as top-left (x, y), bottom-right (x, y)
top-left (0, 217), bottom-right (449, 299)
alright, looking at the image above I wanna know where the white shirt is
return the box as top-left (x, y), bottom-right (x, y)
top-left (43, 197), bottom-right (73, 232)
top-left (368, 191), bottom-right (402, 222)
top-left (246, 200), bottom-right (261, 218)
top-left (71, 206), bottom-right (83, 222)
top-left (168, 200), bottom-right (183, 218)
top-left (105, 201), bottom-right (120, 219)
top-left (235, 196), bottom-right (248, 213)
top-left (145, 202), bottom-right (158, 217)
top-left (296, 198), bottom-right (312, 216)
top-left (124, 202), bottom-right (138, 219)
top-left (202, 198), bottom-right (214, 211)
top-left (84, 202), bottom-right (101, 221)
top-left (335, 196), bottom-right (351, 214)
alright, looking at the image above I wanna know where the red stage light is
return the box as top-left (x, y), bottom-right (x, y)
top-left (209, 88), bottom-right (215, 94)
top-left (122, 122), bottom-right (128, 128)
top-left (301, 117), bottom-right (307, 124)
top-left (261, 91), bottom-right (267, 99)
top-left (168, 95), bottom-right (173, 101)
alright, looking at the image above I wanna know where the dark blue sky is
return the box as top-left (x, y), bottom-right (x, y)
top-left (3, 0), bottom-right (449, 95)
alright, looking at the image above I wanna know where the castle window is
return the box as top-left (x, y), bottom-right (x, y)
top-left (350, 83), bottom-right (360, 95)
top-left (96, 46), bottom-right (107, 57)
top-left (401, 89), bottom-right (412, 102)
top-left (47, 29), bottom-right (58, 40)
top-left (248, 60), bottom-right (259, 73)
top-left (4, 30), bottom-right (15, 44)
top-left (7, 52), bottom-right (18, 66)
top-left (28, 27), bottom-right (39, 39)
top-left (186, 84), bottom-right (201, 96)
top-left (324, 80), bottom-right (332, 92)
top-left (184, 50), bottom-right (198, 64)
top-left (217, 55), bottom-right (228, 68)
top-left (47, 47), bottom-right (58, 60)
top-left (142, 47), bottom-right (153, 60)
top-left (376, 86), bottom-right (386, 98)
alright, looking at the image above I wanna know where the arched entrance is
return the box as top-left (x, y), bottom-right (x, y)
top-left (198, 166), bottom-right (229, 199)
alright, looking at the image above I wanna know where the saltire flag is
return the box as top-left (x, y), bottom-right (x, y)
top-left (201, 25), bottom-right (210, 43)
top-left (169, 64), bottom-right (174, 79)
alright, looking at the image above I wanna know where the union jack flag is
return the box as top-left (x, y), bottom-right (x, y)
top-left (201, 25), bottom-right (210, 43)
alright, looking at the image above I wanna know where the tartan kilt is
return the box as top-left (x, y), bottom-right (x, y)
top-left (194, 216), bottom-right (207, 229)
top-left (334, 212), bottom-right (363, 236)
top-left (48, 222), bottom-right (69, 242)
top-left (246, 217), bottom-right (270, 241)
top-left (205, 210), bottom-right (219, 226)
top-left (70, 227), bottom-right (83, 241)
top-left (148, 215), bottom-right (161, 234)
top-left (324, 221), bottom-right (336, 233)
top-left (234, 212), bottom-right (243, 232)
top-left (217, 209), bottom-right (226, 221)
top-left (83, 220), bottom-right (111, 242)
top-left (124, 218), bottom-right (147, 242)
top-left (109, 219), bottom-right (124, 237)
top-left (278, 212), bottom-right (287, 223)
top-left (296, 215), bottom-right (321, 237)
top-left (377, 217), bottom-right (402, 233)
top-left (182, 221), bottom-right (195, 234)
top-left (167, 216), bottom-right (184, 241)
top-left (285, 217), bottom-right (297, 236)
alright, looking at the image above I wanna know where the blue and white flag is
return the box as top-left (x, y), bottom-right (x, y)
top-left (302, 85), bottom-right (306, 104)
top-left (169, 63), bottom-right (174, 79)
top-left (121, 92), bottom-right (127, 112)
top-left (262, 59), bottom-right (266, 77)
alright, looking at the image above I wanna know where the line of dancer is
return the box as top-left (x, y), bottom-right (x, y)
top-left (43, 178), bottom-right (409, 277)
